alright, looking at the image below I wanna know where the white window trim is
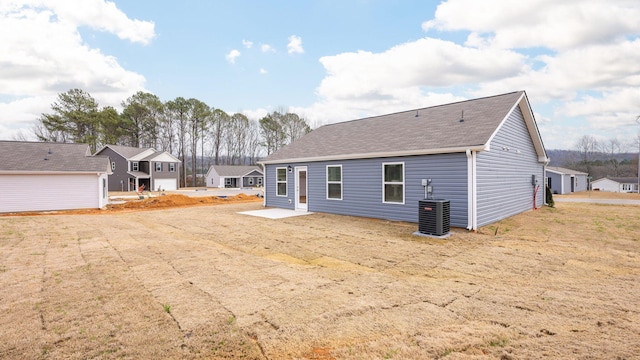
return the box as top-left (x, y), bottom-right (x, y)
top-left (111, 161), bottom-right (116, 171)
top-left (257, 177), bottom-right (263, 185)
top-left (276, 167), bottom-right (287, 197)
top-left (169, 163), bottom-right (176, 172)
top-left (132, 161), bottom-right (139, 171)
top-left (248, 177), bottom-right (254, 185)
top-left (326, 164), bottom-right (343, 200)
top-left (382, 162), bottom-right (405, 204)
top-left (155, 162), bottom-right (162, 171)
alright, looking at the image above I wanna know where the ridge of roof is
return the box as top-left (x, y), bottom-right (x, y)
top-left (97, 144), bottom-right (155, 159)
top-left (321, 90), bottom-right (524, 128)
top-left (0, 140), bottom-right (109, 173)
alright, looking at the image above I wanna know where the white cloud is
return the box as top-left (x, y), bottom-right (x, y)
top-left (226, 49), bottom-right (241, 64)
top-left (316, 38), bottom-right (524, 101)
top-left (261, 44), bottom-right (275, 53)
top-left (3, 0), bottom-right (155, 45)
top-left (288, 0), bottom-right (640, 149)
top-left (0, 0), bottom-right (152, 139)
top-left (423, 0), bottom-right (640, 51)
top-left (259, 68), bottom-right (268, 75)
top-left (242, 39), bottom-right (253, 48)
top-left (287, 35), bottom-right (304, 54)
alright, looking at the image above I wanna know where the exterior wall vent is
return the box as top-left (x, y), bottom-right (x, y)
top-left (418, 199), bottom-right (450, 236)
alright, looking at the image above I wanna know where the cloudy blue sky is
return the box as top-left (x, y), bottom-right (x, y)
top-left (1, 0), bottom-right (640, 150)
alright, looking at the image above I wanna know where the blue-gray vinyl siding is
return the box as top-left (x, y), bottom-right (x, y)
top-left (547, 171), bottom-right (563, 194)
top-left (476, 106), bottom-right (545, 227)
top-left (574, 174), bottom-right (587, 192)
top-left (265, 153), bottom-right (469, 227)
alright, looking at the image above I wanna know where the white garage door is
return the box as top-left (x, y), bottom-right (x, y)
top-left (0, 173), bottom-right (105, 213)
top-left (154, 178), bottom-right (177, 191)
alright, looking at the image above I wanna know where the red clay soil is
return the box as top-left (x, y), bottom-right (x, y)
top-left (1, 194), bottom-right (263, 217)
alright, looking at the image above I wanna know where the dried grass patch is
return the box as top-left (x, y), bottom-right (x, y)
top-left (1, 200), bottom-right (639, 359)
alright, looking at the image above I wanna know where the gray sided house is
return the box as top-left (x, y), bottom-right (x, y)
top-left (95, 145), bottom-right (181, 192)
top-left (545, 166), bottom-right (588, 194)
top-left (260, 91), bottom-right (548, 230)
top-left (205, 165), bottom-right (263, 188)
top-left (0, 141), bottom-right (110, 213)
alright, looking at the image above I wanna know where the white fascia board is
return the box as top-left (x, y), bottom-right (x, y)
top-left (544, 168), bottom-right (564, 175)
top-left (129, 149), bottom-right (157, 161)
top-left (146, 151), bottom-right (181, 163)
top-left (0, 170), bottom-right (107, 175)
top-left (484, 92), bottom-right (549, 164)
top-left (259, 145), bottom-right (486, 165)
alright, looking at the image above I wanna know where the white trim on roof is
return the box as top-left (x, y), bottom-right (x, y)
top-left (484, 92), bottom-right (548, 164)
top-left (0, 170), bottom-right (108, 175)
top-left (129, 148), bottom-right (157, 161)
top-left (259, 145), bottom-right (487, 165)
top-left (144, 151), bottom-right (181, 163)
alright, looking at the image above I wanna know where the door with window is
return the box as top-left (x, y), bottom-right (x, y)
top-left (295, 166), bottom-right (308, 211)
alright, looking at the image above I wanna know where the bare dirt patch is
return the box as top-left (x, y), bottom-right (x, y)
top-left (0, 193), bottom-right (262, 217)
top-left (1, 199), bottom-right (639, 359)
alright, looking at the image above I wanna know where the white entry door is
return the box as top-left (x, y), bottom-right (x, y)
top-left (295, 166), bottom-right (308, 211)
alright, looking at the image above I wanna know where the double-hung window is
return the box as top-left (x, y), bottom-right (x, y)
top-left (111, 161), bottom-right (116, 171)
top-left (276, 168), bottom-right (287, 196)
top-left (169, 163), bottom-right (176, 172)
top-left (326, 165), bottom-right (342, 200)
top-left (155, 162), bottom-right (162, 171)
top-left (132, 162), bottom-right (139, 171)
top-left (383, 162), bottom-right (404, 204)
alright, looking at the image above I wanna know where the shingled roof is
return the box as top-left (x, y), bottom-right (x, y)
top-left (0, 141), bottom-right (110, 173)
top-left (96, 144), bottom-right (153, 159)
top-left (546, 166), bottom-right (588, 175)
top-left (210, 165), bottom-right (263, 177)
top-left (261, 91), bottom-right (546, 164)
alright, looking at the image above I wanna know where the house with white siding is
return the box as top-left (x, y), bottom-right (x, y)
top-left (545, 166), bottom-right (588, 194)
top-left (0, 141), bottom-right (110, 213)
top-left (95, 145), bottom-right (181, 192)
top-left (259, 91), bottom-right (548, 230)
top-left (591, 177), bottom-right (639, 193)
top-left (205, 165), bottom-right (263, 188)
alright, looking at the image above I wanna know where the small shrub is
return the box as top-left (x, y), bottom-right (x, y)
top-left (546, 185), bottom-right (555, 207)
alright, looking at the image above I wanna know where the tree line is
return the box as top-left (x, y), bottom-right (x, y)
top-left (550, 134), bottom-right (640, 181)
top-left (34, 89), bottom-right (312, 186)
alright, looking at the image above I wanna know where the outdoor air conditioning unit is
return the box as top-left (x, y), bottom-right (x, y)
top-left (418, 199), bottom-right (450, 236)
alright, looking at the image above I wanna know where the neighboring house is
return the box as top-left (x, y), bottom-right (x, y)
top-left (94, 145), bottom-right (181, 192)
top-left (259, 91), bottom-right (548, 231)
top-left (545, 166), bottom-right (588, 194)
top-left (591, 177), bottom-right (639, 193)
top-left (0, 141), bottom-right (110, 213)
top-left (205, 165), bottom-right (263, 188)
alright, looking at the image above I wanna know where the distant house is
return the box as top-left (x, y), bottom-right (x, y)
top-left (259, 91), bottom-right (549, 230)
top-left (591, 177), bottom-right (639, 193)
top-left (0, 141), bottom-right (110, 213)
top-left (94, 145), bottom-right (181, 191)
top-left (545, 166), bottom-right (588, 194)
top-left (205, 165), bottom-right (263, 188)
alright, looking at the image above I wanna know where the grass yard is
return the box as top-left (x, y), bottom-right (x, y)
top-left (0, 196), bottom-right (639, 359)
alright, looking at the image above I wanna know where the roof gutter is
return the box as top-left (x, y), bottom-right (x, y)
top-left (259, 145), bottom-right (487, 165)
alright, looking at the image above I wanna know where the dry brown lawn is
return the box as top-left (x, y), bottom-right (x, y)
top-left (1, 194), bottom-right (639, 359)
